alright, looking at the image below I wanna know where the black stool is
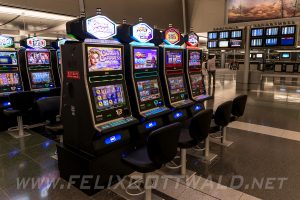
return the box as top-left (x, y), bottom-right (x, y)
top-left (231, 94), bottom-right (248, 122)
top-left (164, 109), bottom-right (213, 181)
top-left (35, 96), bottom-right (63, 142)
top-left (209, 101), bottom-right (233, 147)
top-left (4, 91), bottom-right (36, 138)
top-left (122, 123), bottom-right (181, 200)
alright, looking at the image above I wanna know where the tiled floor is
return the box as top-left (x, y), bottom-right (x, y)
top-left (1, 69), bottom-right (300, 200)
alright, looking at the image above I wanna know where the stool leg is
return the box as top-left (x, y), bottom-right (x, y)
top-left (143, 173), bottom-right (152, 200)
top-left (203, 137), bottom-right (218, 163)
top-left (180, 149), bottom-right (186, 176)
top-left (17, 116), bottom-right (24, 137)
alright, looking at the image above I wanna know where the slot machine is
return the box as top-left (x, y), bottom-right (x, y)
top-left (51, 39), bottom-right (67, 85)
top-left (116, 19), bottom-right (171, 142)
top-left (19, 37), bottom-right (57, 97)
top-left (0, 35), bottom-right (23, 131)
top-left (184, 31), bottom-right (210, 113)
top-left (158, 25), bottom-right (195, 122)
top-left (57, 10), bottom-right (139, 194)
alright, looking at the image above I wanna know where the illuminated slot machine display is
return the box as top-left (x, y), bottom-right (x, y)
top-left (116, 18), bottom-right (170, 136)
top-left (158, 25), bottom-right (194, 122)
top-left (0, 35), bottom-right (23, 108)
top-left (57, 9), bottom-right (138, 193)
top-left (19, 37), bottom-right (56, 94)
top-left (184, 31), bottom-right (210, 114)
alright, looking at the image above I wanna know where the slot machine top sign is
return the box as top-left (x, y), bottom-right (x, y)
top-left (186, 32), bottom-right (199, 47)
top-left (164, 28), bottom-right (180, 45)
top-left (86, 15), bottom-right (117, 40)
top-left (0, 35), bottom-right (14, 48)
top-left (26, 37), bottom-right (47, 49)
top-left (132, 23), bottom-right (153, 43)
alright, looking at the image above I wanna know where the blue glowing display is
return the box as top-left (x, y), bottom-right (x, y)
top-left (174, 111), bottom-right (183, 119)
top-left (145, 121), bottom-right (157, 129)
top-left (104, 134), bottom-right (122, 145)
top-left (194, 105), bottom-right (202, 111)
top-left (2, 101), bottom-right (11, 107)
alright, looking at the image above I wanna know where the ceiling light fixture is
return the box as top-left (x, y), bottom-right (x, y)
top-left (0, 5), bottom-right (76, 21)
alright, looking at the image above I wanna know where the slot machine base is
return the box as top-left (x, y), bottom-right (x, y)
top-left (56, 144), bottom-right (134, 196)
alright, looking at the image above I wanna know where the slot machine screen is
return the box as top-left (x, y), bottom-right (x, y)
top-left (251, 39), bottom-right (263, 47)
top-left (165, 50), bottom-right (183, 67)
top-left (256, 54), bottom-right (263, 58)
top-left (281, 53), bottom-right (290, 59)
top-left (188, 51), bottom-right (201, 67)
top-left (0, 52), bottom-right (18, 65)
top-left (168, 76), bottom-right (186, 95)
top-left (282, 26), bottom-right (295, 35)
top-left (57, 51), bottom-right (61, 65)
top-left (27, 51), bottom-right (50, 65)
top-left (30, 71), bottom-right (52, 85)
top-left (0, 73), bottom-right (20, 86)
top-left (265, 38), bottom-right (278, 46)
top-left (251, 28), bottom-right (264, 37)
top-left (219, 31), bottom-right (229, 39)
top-left (137, 79), bottom-right (161, 102)
top-left (231, 30), bottom-right (242, 38)
top-left (230, 39), bottom-right (242, 47)
top-left (87, 46), bottom-right (122, 72)
top-left (281, 37), bottom-right (295, 46)
top-left (266, 27), bottom-right (279, 36)
top-left (92, 84), bottom-right (125, 111)
top-left (208, 32), bottom-right (217, 40)
top-left (208, 41), bottom-right (217, 48)
top-left (133, 48), bottom-right (158, 69)
top-left (219, 41), bottom-right (229, 48)
top-left (190, 74), bottom-right (204, 97)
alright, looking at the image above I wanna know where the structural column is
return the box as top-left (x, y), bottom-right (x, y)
top-left (243, 26), bottom-right (251, 84)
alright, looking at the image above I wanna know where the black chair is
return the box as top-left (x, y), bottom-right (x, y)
top-left (3, 91), bottom-right (36, 138)
top-left (35, 96), bottom-right (63, 142)
top-left (231, 94), bottom-right (248, 122)
top-left (165, 109), bottom-right (213, 180)
top-left (122, 123), bottom-right (181, 200)
top-left (209, 101), bottom-right (233, 147)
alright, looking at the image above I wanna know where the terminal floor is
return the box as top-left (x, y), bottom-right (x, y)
top-left (0, 69), bottom-right (300, 200)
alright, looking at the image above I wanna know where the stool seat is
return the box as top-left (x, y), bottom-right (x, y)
top-left (3, 109), bottom-right (21, 117)
top-left (123, 146), bottom-right (162, 173)
top-left (178, 129), bottom-right (198, 149)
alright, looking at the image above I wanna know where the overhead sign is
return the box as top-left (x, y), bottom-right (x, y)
top-left (186, 32), bottom-right (199, 47)
top-left (164, 28), bottom-right (180, 45)
top-left (26, 37), bottom-right (47, 49)
top-left (0, 36), bottom-right (14, 48)
top-left (86, 15), bottom-right (117, 39)
top-left (132, 23), bottom-right (153, 43)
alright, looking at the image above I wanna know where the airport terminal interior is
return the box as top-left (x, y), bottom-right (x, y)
top-left (0, 0), bottom-right (300, 200)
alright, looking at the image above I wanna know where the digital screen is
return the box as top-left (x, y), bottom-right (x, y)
top-left (30, 72), bottom-right (52, 84)
top-left (251, 29), bottom-right (264, 37)
top-left (298, 53), bottom-right (300, 59)
top-left (0, 52), bottom-right (17, 65)
top-left (165, 50), bottom-right (183, 67)
top-left (265, 38), bottom-right (278, 46)
top-left (137, 79), bottom-right (161, 102)
top-left (190, 74), bottom-right (203, 91)
top-left (231, 30), bottom-right (242, 38)
top-left (57, 51), bottom-right (61, 65)
top-left (134, 48), bottom-right (158, 69)
top-left (219, 41), bottom-right (229, 47)
top-left (188, 51), bottom-right (201, 67)
top-left (282, 26), bottom-right (295, 35)
top-left (92, 84), bottom-right (125, 111)
top-left (168, 76), bottom-right (185, 95)
top-left (256, 54), bottom-right (263, 58)
top-left (281, 53), bottom-right (290, 58)
top-left (27, 52), bottom-right (50, 65)
top-left (281, 37), bottom-right (295, 46)
top-left (208, 41), bottom-right (217, 48)
top-left (219, 31), bottom-right (229, 39)
top-left (87, 46), bottom-right (122, 72)
top-left (230, 39), bottom-right (242, 47)
top-left (208, 32), bottom-right (217, 40)
top-left (0, 73), bottom-right (20, 86)
top-left (251, 39), bottom-right (263, 47)
top-left (266, 27), bottom-right (279, 36)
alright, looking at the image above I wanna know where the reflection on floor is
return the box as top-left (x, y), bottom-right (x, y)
top-left (0, 69), bottom-right (300, 200)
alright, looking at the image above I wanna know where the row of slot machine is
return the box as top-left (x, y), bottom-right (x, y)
top-left (0, 36), bottom-right (64, 108)
top-left (57, 12), bottom-right (209, 191)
